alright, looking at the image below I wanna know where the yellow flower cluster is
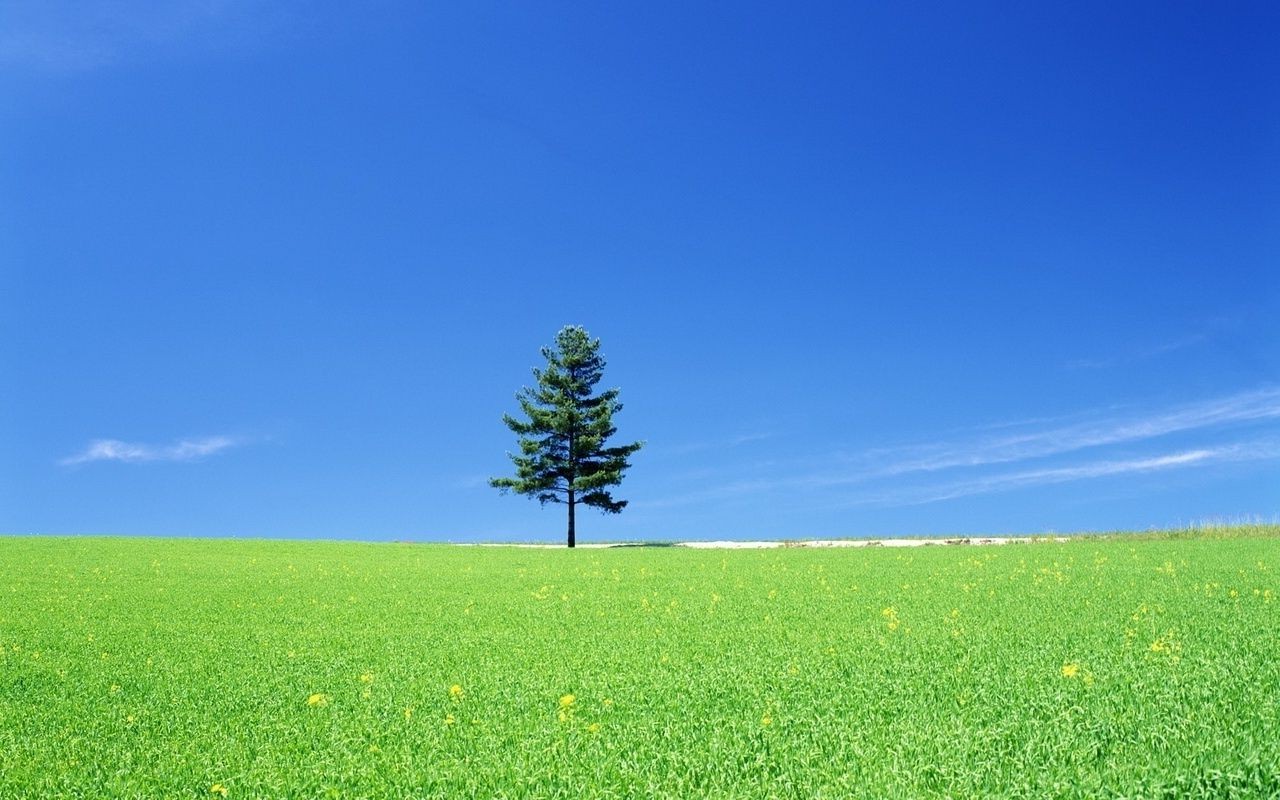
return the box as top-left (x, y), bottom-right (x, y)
top-left (1059, 662), bottom-right (1094, 685)
top-left (1148, 631), bottom-right (1182, 661)
top-left (881, 607), bottom-right (901, 632)
top-left (558, 693), bottom-right (575, 722)
top-left (553, 692), bottom-right (604, 732)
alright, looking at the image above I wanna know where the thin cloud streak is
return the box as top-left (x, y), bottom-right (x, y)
top-left (1065, 333), bottom-right (1209, 370)
top-left (61, 435), bottom-right (242, 466)
top-left (0, 0), bottom-right (291, 71)
top-left (642, 386), bottom-right (1280, 508)
top-left (653, 432), bottom-right (775, 457)
top-left (837, 386), bottom-right (1280, 482)
top-left (851, 439), bottom-right (1280, 507)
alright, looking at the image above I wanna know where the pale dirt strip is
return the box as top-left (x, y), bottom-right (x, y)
top-left (462, 536), bottom-right (1070, 549)
top-left (678, 536), bottom-right (1069, 548)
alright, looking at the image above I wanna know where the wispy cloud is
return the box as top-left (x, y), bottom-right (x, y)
top-left (61, 435), bottom-right (243, 466)
top-left (1064, 333), bottom-right (1208, 370)
top-left (453, 475), bottom-right (493, 490)
top-left (655, 432), bottom-right (775, 457)
top-left (852, 439), bottom-right (1280, 507)
top-left (0, 1), bottom-right (293, 71)
top-left (834, 386), bottom-right (1280, 482)
top-left (641, 386), bottom-right (1280, 509)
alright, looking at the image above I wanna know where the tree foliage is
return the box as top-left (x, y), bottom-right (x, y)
top-left (490, 326), bottom-right (642, 547)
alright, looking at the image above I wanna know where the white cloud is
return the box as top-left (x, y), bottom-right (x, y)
top-left (656, 432), bottom-right (775, 457)
top-left (641, 386), bottom-right (1280, 509)
top-left (0, 1), bottom-right (292, 71)
top-left (852, 439), bottom-right (1280, 507)
top-left (1064, 333), bottom-right (1209, 370)
top-left (61, 435), bottom-right (242, 466)
top-left (831, 386), bottom-right (1280, 483)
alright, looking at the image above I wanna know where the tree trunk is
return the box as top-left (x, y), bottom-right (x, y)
top-left (567, 488), bottom-right (576, 548)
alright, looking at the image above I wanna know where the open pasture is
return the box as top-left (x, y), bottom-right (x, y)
top-left (1, 529), bottom-right (1277, 798)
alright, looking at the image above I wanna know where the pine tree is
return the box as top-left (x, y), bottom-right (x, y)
top-left (490, 325), bottom-right (643, 548)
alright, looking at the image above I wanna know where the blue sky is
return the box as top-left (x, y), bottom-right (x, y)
top-left (2, 1), bottom-right (1277, 542)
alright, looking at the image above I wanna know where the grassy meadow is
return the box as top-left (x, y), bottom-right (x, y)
top-left (1, 527), bottom-right (1278, 798)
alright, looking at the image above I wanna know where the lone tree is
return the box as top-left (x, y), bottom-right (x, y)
top-left (490, 325), bottom-right (643, 548)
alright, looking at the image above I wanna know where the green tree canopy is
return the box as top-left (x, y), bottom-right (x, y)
top-left (490, 326), bottom-right (643, 547)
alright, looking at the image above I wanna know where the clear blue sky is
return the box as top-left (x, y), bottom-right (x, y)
top-left (2, 2), bottom-right (1277, 542)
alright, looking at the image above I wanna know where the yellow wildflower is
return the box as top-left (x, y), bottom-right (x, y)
top-left (449, 684), bottom-right (464, 700)
top-left (403, 706), bottom-right (413, 720)
top-left (1061, 663), bottom-right (1080, 678)
top-left (210, 784), bottom-right (229, 797)
top-left (881, 607), bottom-right (900, 631)
top-left (761, 714), bottom-right (773, 727)
top-left (306, 693), bottom-right (329, 707)
top-left (587, 722), bottom-right (602, 733)
top-left (444, 714), bottom-right (456, 726)
top-left (359, 672), bottom-right (374, 684)
top-left (559, 693), bottom-right (575, 709)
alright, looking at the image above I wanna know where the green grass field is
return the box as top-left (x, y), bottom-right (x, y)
top-left (2, 527), bottom-right (1278, 798)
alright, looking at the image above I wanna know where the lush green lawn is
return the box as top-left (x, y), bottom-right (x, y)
top-left (1, 528), bottom-right (1277, 798)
